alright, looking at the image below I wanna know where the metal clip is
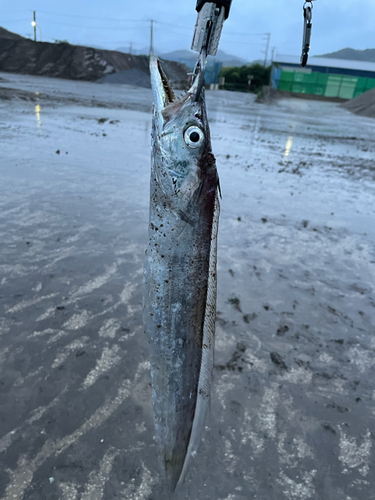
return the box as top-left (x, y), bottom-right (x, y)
top-left (301, 1), bottom-right (314, 67)
top-left (190, 0), bottom-right (232, 95)
top-left (191, 2), bottom-right (226, 57)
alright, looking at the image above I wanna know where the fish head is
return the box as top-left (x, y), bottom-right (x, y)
top-left (150, 55), bottom-right (216, 205)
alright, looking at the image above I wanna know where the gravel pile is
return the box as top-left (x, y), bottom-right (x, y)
top-left (97, 68), bottom-right (150, 88)
top-left (342, 87), bottom-right (375, 118)
top-left (0, 27), bottom-right (188, 87)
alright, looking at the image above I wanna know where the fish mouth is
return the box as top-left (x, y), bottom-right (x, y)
top-left (156, 58), bottom-right (176, 104)
top-left (150, 54), bottom-right (204, 120)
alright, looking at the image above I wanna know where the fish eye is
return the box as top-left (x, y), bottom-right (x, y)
top-left (184, 126), bottom-right (204, 149)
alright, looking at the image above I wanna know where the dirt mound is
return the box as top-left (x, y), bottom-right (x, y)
top-left (0, 27), bottom-right (23, 40)
top-left (97, 68), bottom-right (150, 87)
top-left (0, 28), bottom-right (188, 87)
top-left (255, 86), bottom-right (280, 103)
top-left (342, 87), bottom-right (375, 118)
top-left (96, 59), bottom-right (188, 89)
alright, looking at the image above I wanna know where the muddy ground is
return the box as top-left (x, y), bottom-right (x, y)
top-left (0, 72), bottom-right (375, 500)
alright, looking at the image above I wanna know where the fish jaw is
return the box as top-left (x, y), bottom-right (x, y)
top-left (149, 54), bottom-right (208, 137)
top-left (149, 55), bottom-right (173, 128)
top-left (149, 55), bottom-right (214, 212)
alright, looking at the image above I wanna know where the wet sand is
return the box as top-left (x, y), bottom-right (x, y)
top-left (1, 73), bottom-right (375, 500)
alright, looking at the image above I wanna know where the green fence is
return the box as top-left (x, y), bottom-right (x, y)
top-left (276, 70), bottom-right (375, 99)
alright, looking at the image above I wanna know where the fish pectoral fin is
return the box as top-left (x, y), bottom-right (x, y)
top-left (174, 209), bottom-right (195, 226)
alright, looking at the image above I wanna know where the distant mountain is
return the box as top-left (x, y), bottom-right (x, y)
top-left (221, 58), bottom-right (252, 68)
top-left (215, 49), bottom-right (247, 64)
top-left (159, 49), bottom-right (247, 68)
top-left (115, 47), bottom-right (250, 67)
top-left (318, 48), bottom-right (375, 63)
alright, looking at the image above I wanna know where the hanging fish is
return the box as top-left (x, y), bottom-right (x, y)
top-left (143, 54), bottom-right (220, 492)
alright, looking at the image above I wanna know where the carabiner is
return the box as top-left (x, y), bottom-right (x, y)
top-left (301, 1), bottom-right (313, 67)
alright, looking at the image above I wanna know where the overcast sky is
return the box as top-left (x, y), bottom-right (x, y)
top-left (3, 0), bottom-right (375, 61)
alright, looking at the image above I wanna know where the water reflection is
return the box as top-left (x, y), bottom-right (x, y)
top-left (35, 104), bottom-right (41, 127)
top-left (284, 136), bottom-right (293, 158)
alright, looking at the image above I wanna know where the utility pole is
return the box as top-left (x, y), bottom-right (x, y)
top-left (270, 46), bottom-right (276, 64)
top-left (263, 32), bottom-right (271, 67)
top-left (32, 11), bottom-right (36, 42)
top-left (268, 46), bottom-right (277, 86)
top-left (149, 19), bottom-right (154, 56)
top-left (129, 42), bottom-right (132, 55)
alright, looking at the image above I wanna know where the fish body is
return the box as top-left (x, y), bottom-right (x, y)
top-left (143, 56), bottom-right (220, 491)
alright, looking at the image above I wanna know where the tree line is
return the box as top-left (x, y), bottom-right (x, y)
top-left (220, 63), bottom-right (271, 93)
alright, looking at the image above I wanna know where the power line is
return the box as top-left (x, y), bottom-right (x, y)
top-left (2, 10), bottom-right (270, 59)
top-left (1, 18), bottom-right (31, 23)
top-left (156, 20), bottom-right (193, 31)
top-left (153, 28), bottom-right (192, 37)
top-left (153, 25), bottom-right (268, 40)
top-left (220, 41), bottom-right (267, 46)
top-left (32, 19), bottom-right (149, 30)
top-left (224, 31), bottom-right (270, 36)
top-left (38, 10), bottom-right (147, 23)
top-left (3, 10), bottom-right (270, 39)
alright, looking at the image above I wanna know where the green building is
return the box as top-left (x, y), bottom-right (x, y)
top-left (271, 55), bottom-right (375, 99)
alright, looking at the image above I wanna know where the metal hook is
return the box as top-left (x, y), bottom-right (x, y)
top-left (192, 19), bottom-right (213, 102)
top-left (301, 1), bottom-right (314, 67)
top-left (193, 46), bottom-right (208, 102)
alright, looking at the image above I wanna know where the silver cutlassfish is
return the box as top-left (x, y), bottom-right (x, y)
top-left (143, 52), bottom-right (220, 492)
